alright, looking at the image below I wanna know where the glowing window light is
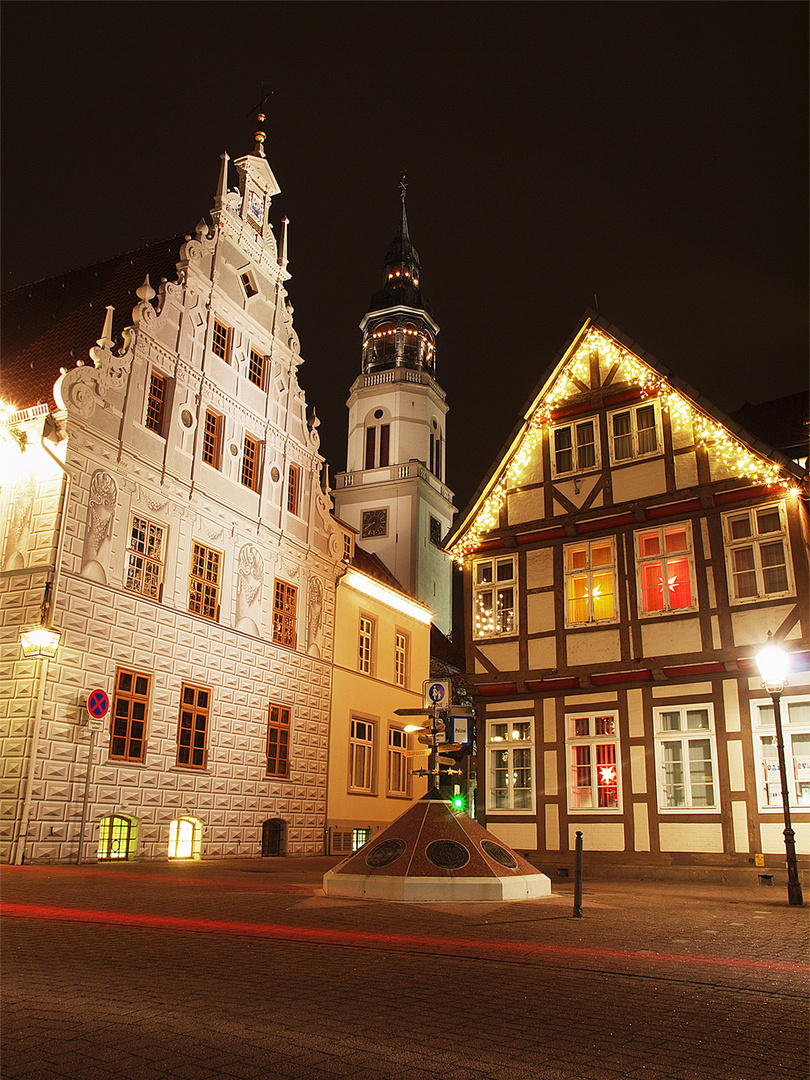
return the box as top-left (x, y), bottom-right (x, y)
top-left (449, 326), bottom-right (793, 565)
top-left (168, 817), bottom-right (200, 859)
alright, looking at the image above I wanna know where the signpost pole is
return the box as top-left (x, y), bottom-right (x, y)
top-left (76, 728), bottom-right (96, 865)
top-left (78, 689), bottom-right (108, 865)
top-left (429, 705), bottom-right (440, 791)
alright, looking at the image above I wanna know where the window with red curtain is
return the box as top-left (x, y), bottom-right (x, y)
top-left (637, 525), bottom-right (694, 613)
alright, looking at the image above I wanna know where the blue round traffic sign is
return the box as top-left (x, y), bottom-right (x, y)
top-left (427, 682), bottom-right (446, 703)
top-left (87, 689), bottom-right (110, 718)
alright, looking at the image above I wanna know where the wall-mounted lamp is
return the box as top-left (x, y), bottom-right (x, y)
top-left (20, 625), bottom-right (62, 659)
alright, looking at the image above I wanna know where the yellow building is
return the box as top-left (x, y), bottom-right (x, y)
top-left (326, 534), bottom-right (431, 855)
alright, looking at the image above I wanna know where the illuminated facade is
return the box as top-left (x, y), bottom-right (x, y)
top-left (333, 189), bottom-right (455, 634)
top-left (447, 314), bottom-right (809, 873)
top-left (325, 533), bottom-right (430, 854)
top-left (0, 124), bottom-right (347, 863)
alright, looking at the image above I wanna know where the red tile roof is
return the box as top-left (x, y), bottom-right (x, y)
top-left (0, 237), bottom-right (185, 410)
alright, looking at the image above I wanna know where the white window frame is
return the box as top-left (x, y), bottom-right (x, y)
top-left (635, 521), bottom-right (697, 616)
top-left (125, 514), bottom-right (166, 600)
top-left (349, 718), bottom-right (375, 794)
top-left (486, 718), bottom-right (535, 813)
top-left (566, 713), bottom-right (621, 813)
top-left (564, 538), bottom-right (618, 627)
top-left (394, 631), bottom-right (409, 688)
top-left (653, 705), bottom-right (719, 812)
top-left (473, 555), bottom-right (517, 639)
top-left (551, 417), bottom-right (599, 477)
top-left (358, 615), bottom-right (375, 675)
top-left (722, 502), bottom-right (794, 604)
top-left (751, 697), bottom-right (810, 813)
top-left (608, 400), bottom-right (661, 463)
top-left (387, 726), bottom-right (410, 797)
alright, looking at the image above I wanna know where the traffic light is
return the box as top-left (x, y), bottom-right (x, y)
top-left (451, 791), bottom-right (466, 812)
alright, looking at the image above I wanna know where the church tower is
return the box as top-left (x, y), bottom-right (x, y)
top-left (333, 186), bottom-right (455, 634)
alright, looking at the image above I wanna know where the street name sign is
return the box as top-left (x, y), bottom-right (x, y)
top-left (395, 708), bottom-right (432, 716)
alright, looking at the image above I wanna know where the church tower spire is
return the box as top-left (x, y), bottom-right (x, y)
top-left (333, 185), bottom-right (455, 634)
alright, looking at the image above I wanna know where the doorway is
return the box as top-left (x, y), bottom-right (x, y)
top-left (261, 818), bottom-right (287, 856)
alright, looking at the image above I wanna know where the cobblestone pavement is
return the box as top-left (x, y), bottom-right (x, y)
top-left (2, 858), bottom-right (808, 1080)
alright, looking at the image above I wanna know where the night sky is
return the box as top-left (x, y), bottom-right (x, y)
top-left (2, 2), bottom-right (807, 515)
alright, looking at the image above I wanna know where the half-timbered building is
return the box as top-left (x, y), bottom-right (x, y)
top-left (447, 313), bottom-right (809, 876)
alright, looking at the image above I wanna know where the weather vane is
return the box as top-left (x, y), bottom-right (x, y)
top-left (399, 169), bottom-right (407, 200)
top-left (247, 83), bottom-right (273, 120)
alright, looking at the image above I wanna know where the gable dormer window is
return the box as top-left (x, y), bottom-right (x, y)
top-left (552, 418), bottom-right (598, 476)
top-left (211, 319), bottom-right (231, 361)
top-left (240, 271), bottom-right (258, 298)
top-left (610, 402), bottom-right (660, 462)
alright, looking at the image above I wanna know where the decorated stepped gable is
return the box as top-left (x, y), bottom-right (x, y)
top-left (0, 118), bottom-right (347, 864)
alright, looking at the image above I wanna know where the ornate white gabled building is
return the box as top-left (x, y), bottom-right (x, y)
top-left (333, 190), bottom-right (455, 634)
top-left (0, 119), bottom-right (347, 863)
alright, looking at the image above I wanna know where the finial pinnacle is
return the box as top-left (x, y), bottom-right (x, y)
top-left (248, 83), bottom-right (273, 156)
top-left (399, 169), bottom-right (407, 201)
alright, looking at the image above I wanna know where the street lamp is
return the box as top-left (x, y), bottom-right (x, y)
top-left (15, 624), bottom-right (62, 864)
top-left (755, 633), bottom-right (804, 906)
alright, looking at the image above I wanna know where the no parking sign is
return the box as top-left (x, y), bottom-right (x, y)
top-left (87, 688), bottom-right (109, 731)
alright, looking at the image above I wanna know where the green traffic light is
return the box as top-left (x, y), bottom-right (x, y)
top-left (452, 794), bottom-right (465, 811)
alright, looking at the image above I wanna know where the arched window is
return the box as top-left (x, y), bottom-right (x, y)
top-left (261, 819), bottom-right (288, 857)
top-left (97, 814), bottom-right (138, 861)
top-left (369, 322), bottom-right (397, 366)
top-left (168, 816), bottom-right (203, 860)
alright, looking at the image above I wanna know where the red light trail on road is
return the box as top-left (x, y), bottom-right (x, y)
top-left (3, 902), bottom-right (808, 976)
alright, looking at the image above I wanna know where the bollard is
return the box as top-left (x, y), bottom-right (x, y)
top-left (573, 830), bottom-right (583, 918)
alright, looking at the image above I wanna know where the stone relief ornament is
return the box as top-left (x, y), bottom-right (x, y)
top-left (81, 470), bottom-right (117, 583)
top-left (306, 406), bottom-right (321, 450)
top-left (55, 305), bottom-right (134, 420)
top-left (235, 544), bottom-right (264, 636)
top-left (2, 469), bottom-right (36, 570)
top-left (306, 576), bottom-right (324, 658)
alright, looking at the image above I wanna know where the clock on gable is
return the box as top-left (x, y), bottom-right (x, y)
top-left (361, 508), bottom-right (388, 539)
top-left (247, 188), bottom-right (264, 229)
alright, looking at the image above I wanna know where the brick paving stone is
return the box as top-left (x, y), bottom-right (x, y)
top-left (2, 860), bottom-right (808, 1080)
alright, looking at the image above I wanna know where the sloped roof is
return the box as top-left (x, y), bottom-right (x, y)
top-left (447, 311), bottom-right (806, 553)
top-left (0, 237), bottom-right (185, 410)
top-left (351, 544), bottom-right (412, 596)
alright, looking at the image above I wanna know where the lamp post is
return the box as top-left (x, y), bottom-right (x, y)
top-left (755, 634), bottom-right (804, 906)
top-left (15, 625), bottom-right (61, 865)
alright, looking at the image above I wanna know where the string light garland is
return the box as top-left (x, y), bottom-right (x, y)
top-left (450, 326), bottom-right (793, 565)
